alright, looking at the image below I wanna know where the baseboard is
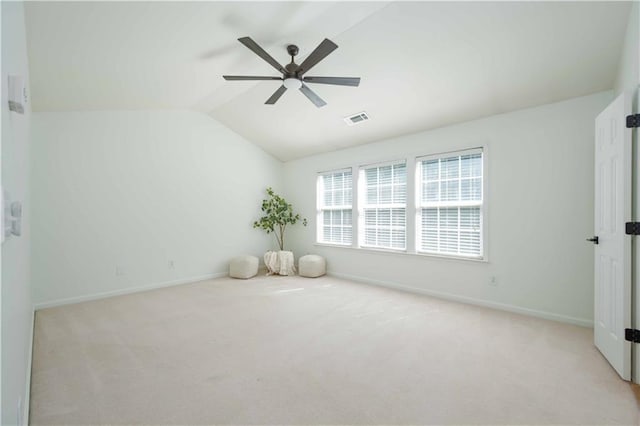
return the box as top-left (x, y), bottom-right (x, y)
top-left (33, 269), bottom-right (593, 327)
top-left (329, 271), bottom-right (593, 328)
top-left (33, 272), bottom-right (227, 310)
top-left (23, 308), bottom-right (35, 426)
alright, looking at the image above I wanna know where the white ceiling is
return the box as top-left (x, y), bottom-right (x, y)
top-left (25, 1), bottom-right (630, 161)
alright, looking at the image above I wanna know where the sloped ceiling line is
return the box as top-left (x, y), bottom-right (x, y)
top-left (25, 1), bottom-right (630, 161)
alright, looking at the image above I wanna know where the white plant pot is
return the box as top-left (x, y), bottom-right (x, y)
top-left (264, 250), bottom-right (296, 276)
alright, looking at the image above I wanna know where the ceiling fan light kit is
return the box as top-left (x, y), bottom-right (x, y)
top-left (223, 37), bottom-right (361, 108)
top-left (283, 78), bottom-right (302, 90)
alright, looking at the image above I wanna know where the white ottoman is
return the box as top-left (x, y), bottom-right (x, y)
top-left (298, 255), bottom-right (326, 278)
top-left (229, 255), bottom-right (259, 279)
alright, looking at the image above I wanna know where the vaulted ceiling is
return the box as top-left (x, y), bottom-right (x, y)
top-left (25, 1), bottom-right (630, 161)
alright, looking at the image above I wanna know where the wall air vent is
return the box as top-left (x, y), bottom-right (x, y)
top-left (344, 111), bottom-right (370, 126)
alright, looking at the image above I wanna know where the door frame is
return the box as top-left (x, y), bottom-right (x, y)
top-left (633, 89), bottom-right (640, 384)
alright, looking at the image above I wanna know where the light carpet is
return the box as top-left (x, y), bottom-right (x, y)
top-left (30, 275), bottom-right (639, 424)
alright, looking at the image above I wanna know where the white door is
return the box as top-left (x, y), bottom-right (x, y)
top-left (593, 92), bottom-right (632, 380)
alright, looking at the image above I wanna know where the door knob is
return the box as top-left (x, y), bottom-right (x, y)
top-left (586, 236), bottom-right (599, 244)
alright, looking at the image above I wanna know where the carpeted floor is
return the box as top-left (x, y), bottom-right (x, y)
top-left (30, 275), bottom-right (639, 424)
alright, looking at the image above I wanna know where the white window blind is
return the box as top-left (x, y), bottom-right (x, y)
top-left (360, 162), bottom-right (406, 250)
top-left (317, 169), bottom-right (353, 245)
top-left (417, 150), bottom-right (483, 258)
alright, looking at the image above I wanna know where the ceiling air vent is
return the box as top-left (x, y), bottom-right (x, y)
top-left (344, 111), bottom-right (370, 126)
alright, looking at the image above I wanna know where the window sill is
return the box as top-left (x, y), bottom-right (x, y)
top-left (313, 242), bottom-right (488, 264)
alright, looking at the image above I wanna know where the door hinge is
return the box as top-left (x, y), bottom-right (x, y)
top-left (625, 222), bottom-right (640, 235)
top-left (627, 114), bottom-right (640, 128)
top-left (625, 328), bottom-right (640, 343)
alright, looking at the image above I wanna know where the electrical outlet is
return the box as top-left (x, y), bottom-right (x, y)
top-left (489, 276), bottom-right (498, 287)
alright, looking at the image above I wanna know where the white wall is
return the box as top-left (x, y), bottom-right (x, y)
top-left (284, 92), bottom-right (612, 326)
top-left (614, 1), bottom-right (639, 98)
top-left (613, 0), bottom-right (640, 383)
top-left (31, 111), bottom-right (282, 306)
top-left (1, 1), bottom-right (33, 424)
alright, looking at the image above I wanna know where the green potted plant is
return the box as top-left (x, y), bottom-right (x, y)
top-left (253, 187), bottom-right (307, 275)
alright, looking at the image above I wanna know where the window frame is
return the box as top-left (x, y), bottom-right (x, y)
top-left (415, 147), bottom-right (486, 260)
top-left (357, 160), bottom-right (408, 251)
top-left (316, 168), bottom-right (354, 246)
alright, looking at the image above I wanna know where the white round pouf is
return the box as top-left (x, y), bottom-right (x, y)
top-left (229, 255), bottom-right (259, 279)
top-left (298, 255), bottom-right (326, 278)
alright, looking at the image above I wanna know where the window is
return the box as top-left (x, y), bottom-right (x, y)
top-left (417, 149), bottom-right (483, 258)
top-left (317, 169), bottom-right (353, 245)
top-left (359, 162), bottom-right (406, 250)
top-left (314, 147), bottom-right (486, 261)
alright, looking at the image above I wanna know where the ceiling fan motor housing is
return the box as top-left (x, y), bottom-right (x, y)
top-left (285, 62), bottom-right (299, 76)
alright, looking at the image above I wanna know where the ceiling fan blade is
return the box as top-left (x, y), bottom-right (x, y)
top-left (238, 37), bottom-right (287, 74)
top-left (223, 76), bottom-right (282, 81)
top-left (297, 38), bottom-right (338, 76)
top-left (265, 85), bottom-right (288, 105)
top-left (299, 83), bottom-right (326, 108)
top-left (303, 76), bottom-right (360, 87)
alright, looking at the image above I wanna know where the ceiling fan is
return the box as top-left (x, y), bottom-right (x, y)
top-left (223, 37), bottom-right (360, 108)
